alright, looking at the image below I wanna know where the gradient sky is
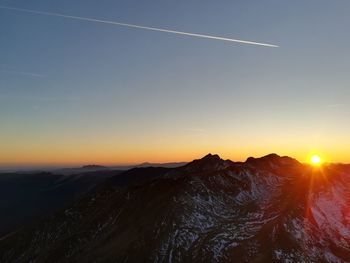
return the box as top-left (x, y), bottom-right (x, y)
top-left (1, 0), bottom-right (350, 167)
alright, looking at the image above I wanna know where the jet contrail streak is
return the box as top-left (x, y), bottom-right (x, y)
top-left (0, 69), bottom-right (44, 78)
top-left (0, 6), bottom-right (279, 48)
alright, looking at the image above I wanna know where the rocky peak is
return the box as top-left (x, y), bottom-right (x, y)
top-left (182, 153), bottom-right (233, 173)
top-left (245, 153), bottom-right (300, 169)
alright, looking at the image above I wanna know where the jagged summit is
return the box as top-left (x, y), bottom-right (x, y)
top-left (182, 153), bottom-right (233, 173)
top-left (182, 153), bottom-right (300, 173)
top-left (188, 153), bottom-right (223, 165)
top-left (205, 153), bottom-right (219, 157)
top-left (201, 153), bottom-right (221, 160)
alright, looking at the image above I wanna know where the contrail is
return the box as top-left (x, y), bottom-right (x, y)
top-left (0, 69), bottom-right (44, 78)
top-left (0, 6), bottom-right (279, 48)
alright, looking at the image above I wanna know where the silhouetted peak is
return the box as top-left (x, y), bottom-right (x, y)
top-left (246, 153), bottom-right (280, 162)
top-left (202, 153), bottom-right (221, 161)
top-left (264, 153), bottom-right (281, 159)
top-left (245, 153), bottom-right (299, 168)
top-left (182, 154), bottom-right (232, 173)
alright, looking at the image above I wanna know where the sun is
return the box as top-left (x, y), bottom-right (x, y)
top-left (310, 154), bottom-right (322, 165)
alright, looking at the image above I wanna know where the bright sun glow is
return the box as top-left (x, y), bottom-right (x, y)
top-left (310, 155), bottom-right (321, 165)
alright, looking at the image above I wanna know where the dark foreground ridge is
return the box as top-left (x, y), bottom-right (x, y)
top-left (1, 154), bottom-right (350, 262)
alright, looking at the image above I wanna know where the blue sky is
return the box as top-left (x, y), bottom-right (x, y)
top-left (1, 0), bottom-right (350, 166)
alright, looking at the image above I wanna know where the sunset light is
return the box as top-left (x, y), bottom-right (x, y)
top-left (0, 2), bottom-right (349, 262)
top-left (310, 154), bottom-right (322, 165)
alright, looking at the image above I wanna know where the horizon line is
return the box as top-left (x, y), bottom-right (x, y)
top-left (0, 153), bottom-right (348, 171)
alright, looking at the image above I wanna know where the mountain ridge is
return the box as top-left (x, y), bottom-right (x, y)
top-left (1, 154), bottom-right (349, 262)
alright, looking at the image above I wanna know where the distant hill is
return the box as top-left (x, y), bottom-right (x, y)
top-left (52, 165), bottom-right (111, 175)
top-left (110, 161), bottom-right (188, 170)
top-left (81, 165), bottom-right (107, 169)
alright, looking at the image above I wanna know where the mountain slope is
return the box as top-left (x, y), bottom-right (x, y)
top-left (0, 170), bottom-right (122, 238)
top-left (1, 154), bottom-right (350, 262)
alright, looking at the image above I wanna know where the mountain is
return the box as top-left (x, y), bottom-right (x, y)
top-left (51, 165), bottom-right (111, 175)
top-left (49, 162), bottom-right (187, 175)
top-left (0, 169), bottom-right (122, 238)
top-left (110, 162), bottom-right (188, 171)
top-left (1, 154), bottom-right (350, 262)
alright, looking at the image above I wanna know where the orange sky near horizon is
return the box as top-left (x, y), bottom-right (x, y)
top-left (1, 133), bottom-right (349, 167)
top-left (1, 2), bottom-right (350, 169)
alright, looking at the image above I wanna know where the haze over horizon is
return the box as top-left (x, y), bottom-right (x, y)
top-left (0, 152), bottom-right (347, 171)
top-left (1, 0), bottom-right (350, 166)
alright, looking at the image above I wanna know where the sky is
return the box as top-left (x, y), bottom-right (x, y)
top-left (1, 0), bottom-right (350, 167)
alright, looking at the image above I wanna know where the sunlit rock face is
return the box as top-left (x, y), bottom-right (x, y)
top-left (1, 155), bottom-right (350, 262)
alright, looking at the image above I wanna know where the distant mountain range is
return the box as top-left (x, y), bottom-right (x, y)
top-left (0, 170), bottom-right (122, 238)
top-left (0, 162), bottom-right (187, 238)
top-left (1, 154), bottom-right (350, 262)
top-left (0, 162), bottom-right (187, 175)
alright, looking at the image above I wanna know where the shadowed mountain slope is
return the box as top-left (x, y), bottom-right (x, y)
top-left (1, 154), bottom-right (350, 262)
top-left (0, 170), bottom-right (122, 238)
